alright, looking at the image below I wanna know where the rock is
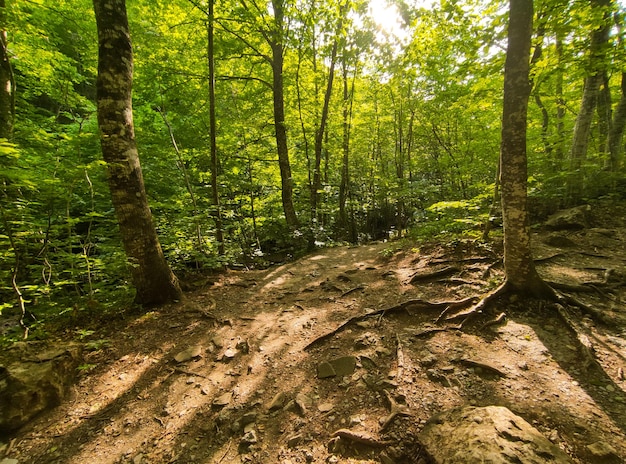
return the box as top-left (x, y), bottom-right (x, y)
top-left (268, 392), bottom-right (287, 411)
top-left (174, 345), bottom-right (202, 363)
top-left (213, 391), bottom-right (233, 408)
top-left (329, 356), bottom-right (357, 377)
top-left (545, 205), bottom-right (591, 230)
top-left (295, 392), bottom-right (314, 415)
top-left (0, 459), bottom-right (20, 464)
top-left (132, 453), bottom-right (145, 464)
top-left (543, 234), bottom-right (577, 248)
top-left (241, 429), bottom-right (258, 445)
top-left (419, 406), bottom-right (573, 463)
top-left (222, 347), bottom-right (237, 360)
top-left (211, 335), bottom-right (224, 349)
top-left (317, 362), bottom-right (336, 379)
top-left (318, 402), bottom-right (334, 413)
top-left (0, 342), bottom-right (82, 433)
top-left (586, 441), bottom-right (620, 463)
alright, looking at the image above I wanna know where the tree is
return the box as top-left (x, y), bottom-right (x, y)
top-left (208, 0), bottom-right (225, 255)
top-left (499, 0), bottom-right (553, 297)
top-left (0, 0), bottom-right (14, 140)
top-left (93, 0), bottom-right (182, 305)
top-left (269, 0), bottom-right (299, 230)
top-left (565, 0), bottom-right (612, 204)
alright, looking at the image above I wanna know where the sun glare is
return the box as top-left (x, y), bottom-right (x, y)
top-left (369, 0), bottom-right (408, 42)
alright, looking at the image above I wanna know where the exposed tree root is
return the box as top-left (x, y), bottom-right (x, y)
top-left (330, 429), bottom-right (393, 447)
top-left (304, 297), bottom-right (477, 351)
top-left (380, 390), bottom-right (412, 432)
top-left (408, 266), bottom-right (460, 284)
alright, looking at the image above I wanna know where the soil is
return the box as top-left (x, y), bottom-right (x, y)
top-left (2, 200), bottom-right (626, 464)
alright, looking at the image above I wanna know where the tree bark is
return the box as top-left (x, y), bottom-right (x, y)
top-left (208, 0), bottom-right (225, 255)
top-left (311, 36), bottom-right (339, 223)
top-left (500, 0), bottom-right (552, 297)
top-left (270, 0), bottom-right (299, 230)
top-left (93, 0), bottom-right (182, 305)
top-left (0, 0), bottom-right (15, 140)
top-left (566, 0), bottom-right (612, 204)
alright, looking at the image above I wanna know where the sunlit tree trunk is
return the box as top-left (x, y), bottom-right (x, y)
top-left (0, 0), bottom-right (14, 140)
top-left (338, 58), bottom-right (350, 237)
top-left (500, 0), bottom-right (552, 296)
top-left (270, 0), bottom-right (298, 230)
top-left (93, 0), bottom-right (182, 305)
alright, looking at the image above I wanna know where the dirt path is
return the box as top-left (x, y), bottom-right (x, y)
top-left (4, 204), bottom-right (626, 464)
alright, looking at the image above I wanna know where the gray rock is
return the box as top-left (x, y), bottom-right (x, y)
top-left (329, 356), bottom-right (357, 377)
top-left (545, 205), bottom-right (591, 230)
top-left (419, 406), bottom-right (573, 463)
top-left (317, 362), bottom-right (336, 379)
top-left (0, 342), bottom-right (82, 432)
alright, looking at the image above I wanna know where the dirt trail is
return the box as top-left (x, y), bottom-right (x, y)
top-left (4, 203), bottom-right (626, 464)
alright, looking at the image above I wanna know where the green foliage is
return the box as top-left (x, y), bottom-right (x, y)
top-left (2, 0), bottom-right (625, 341)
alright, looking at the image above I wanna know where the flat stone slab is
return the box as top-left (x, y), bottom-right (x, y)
top-left (419, 405), bottom-right (573, 464)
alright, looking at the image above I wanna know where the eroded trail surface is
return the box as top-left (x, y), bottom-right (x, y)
top-left (6, 203), bottom-right (626, 463)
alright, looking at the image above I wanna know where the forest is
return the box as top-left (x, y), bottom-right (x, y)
top-left (1, 0), bottom-right (626, 462)
top-left (1, 0), bottom-right (625, 339)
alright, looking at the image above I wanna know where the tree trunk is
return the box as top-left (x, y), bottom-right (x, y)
top-left (608, 71), bottom-right (626, 171)
top-left (500, 0), bottom-right (552, 297)
top-left (0, 0), bottom-right (14, 140)
top-left (93, 0), bottom-right (181, 306)
top-left (311, 37), bottom-right (338, 223)
top-left (208, 0), bottom-right (225, 255)
top-left (338, 58), bottom-right (350, 236)
top-left (566, 0), bottom-right (611, 204)
top-left (270, 0), bottom-right (298, 230)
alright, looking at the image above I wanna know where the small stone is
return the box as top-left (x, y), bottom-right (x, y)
top-left (174, 345), bottom-right (203, 363)
top-left (317, 362), bottom-right (336, 379)
top-left (0, 460), bottom-right (20, 464)
top-left (223, 348), bottom-right (237, 360)
top-left (133, 453), bottom-right (144, 464)
top-left (295, 392), bottom-right (314, 414)
top-left (213, 391), bottom-right (233, 407)
top-left (517, 361), bottom-right (529, 371)
top-left (604, 384), bottom-right (615, 392)
top-left (318, 402), bottom-right (334, 412)
top-left (268, 392), bottom-right (287, 411)
top-left (211, 336), bottom-right (224, 349)
top-left (241, 429), bottom-right (258, 445)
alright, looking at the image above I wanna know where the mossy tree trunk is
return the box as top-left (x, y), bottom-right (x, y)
top-left (93, 0), bottom-right (182, 306)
